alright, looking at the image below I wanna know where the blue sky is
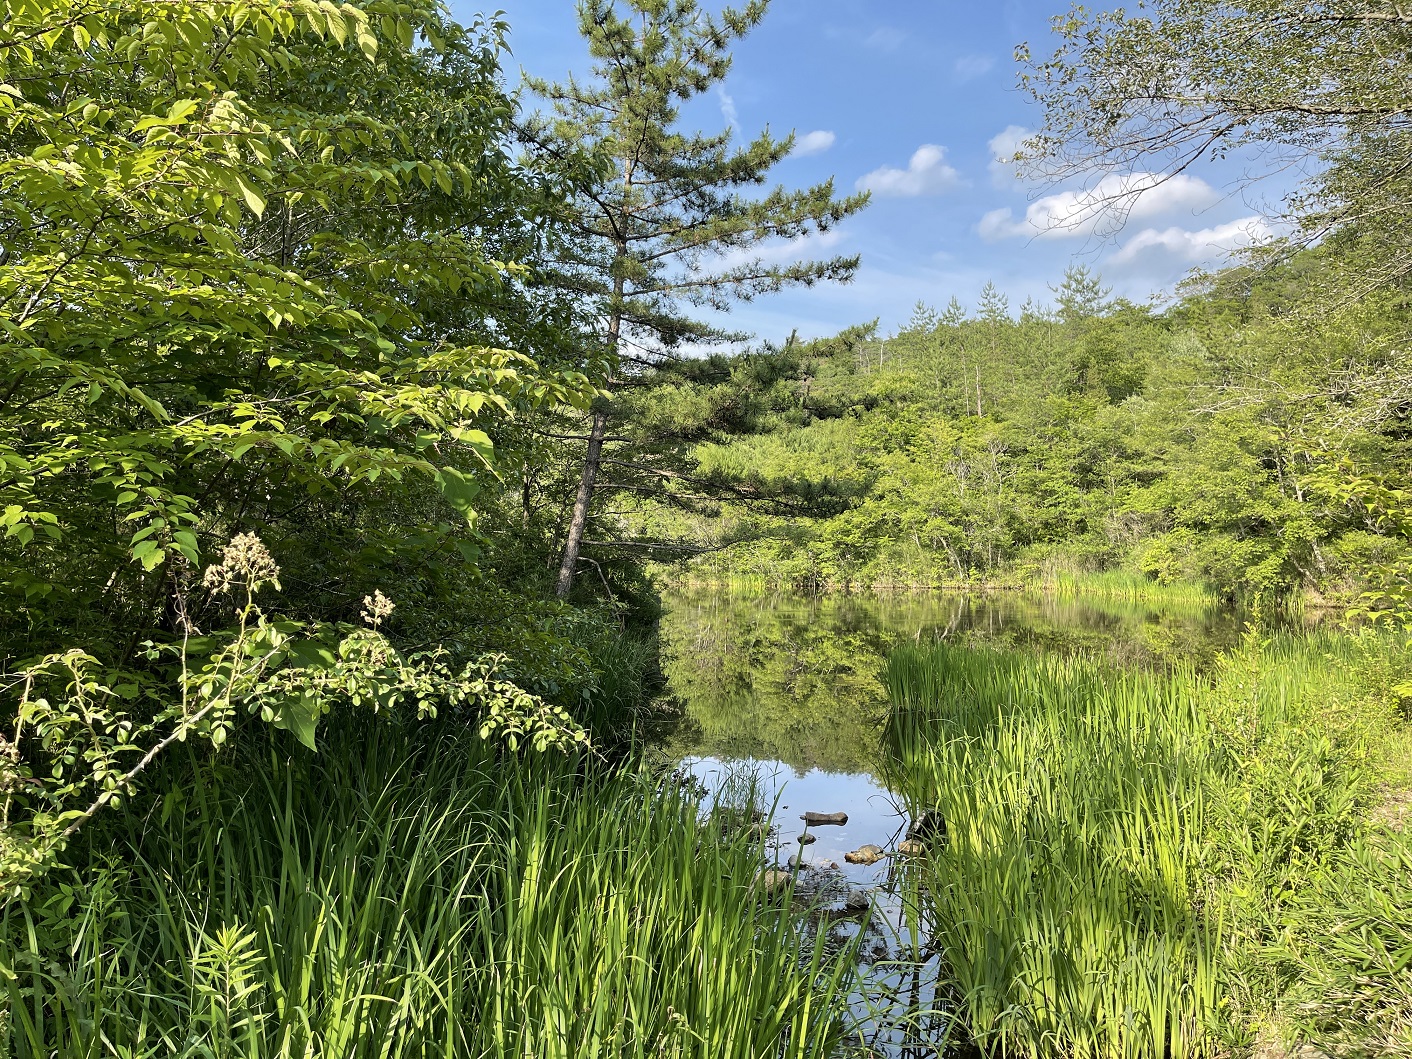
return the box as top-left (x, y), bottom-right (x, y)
top-left (448, 1), bottom-right (1286, 343)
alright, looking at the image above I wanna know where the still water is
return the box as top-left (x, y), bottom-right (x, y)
top-left (657, 588), bottom-right (1242, 1055)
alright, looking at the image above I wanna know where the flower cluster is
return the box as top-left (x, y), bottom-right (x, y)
top-left (361, 590), bottom-right (395, 628)
top-left (202, 532), bottom-right (282, 596)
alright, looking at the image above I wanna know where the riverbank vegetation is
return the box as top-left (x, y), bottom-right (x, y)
top-left (3, 0), bottom-right (1411, 1056)
top-left (639, 263), bottom-right (1412, 605)
top-left (885, 633), bottom-right (1412, 1057)
top-left (4, 717), bottom-right (853, 1056)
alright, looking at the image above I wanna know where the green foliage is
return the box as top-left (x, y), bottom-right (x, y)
top-left (0, 0), bottom-right (594, 660)
top-left (883, 629), bottom-right (1412, 1057)
top-left (2, 720), bottom-right (856, 1057)
top-left (651, 257), bottom-right (1412, 604)
top-left (1, 535), bottom-right (587, 896)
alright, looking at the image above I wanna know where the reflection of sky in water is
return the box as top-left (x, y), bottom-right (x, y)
top-left (683, 756), bottom-right (955, 1056)
top-left (683, 756), bottom-right (906, 875)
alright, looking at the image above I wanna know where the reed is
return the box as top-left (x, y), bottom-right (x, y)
top-left (883, 631), bottom-right (1411, 1057)
top-left (2, 719), bottom-right (854, 1058)
top-left (1039, 568), bottom-right (1218, 606)
top-left (885, 647), bottom-right (1219, 1058)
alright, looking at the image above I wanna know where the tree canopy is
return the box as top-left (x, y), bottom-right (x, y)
top-left (1016, 1), bottom-right (1412, 293)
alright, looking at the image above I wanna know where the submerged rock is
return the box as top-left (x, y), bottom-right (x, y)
top-left (844, 844), bottom-right (884, 865)
top-left (844, 889), bottom-right (869, 912)
top-left (797, 832), bottom-right (816, 845)
top-left (801, 811), bottom-right (848, 826)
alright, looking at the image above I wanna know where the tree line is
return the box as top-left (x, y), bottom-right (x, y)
top-left (645, 257), bottom-right (1412, 605)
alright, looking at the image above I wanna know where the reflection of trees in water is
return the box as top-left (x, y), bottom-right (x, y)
top-left (660, 590), bottom-right (1243, 1057)
top-left (659, 592), bottom-right (899, 772)
top-left (659, 590), bottom-right (1242, 773)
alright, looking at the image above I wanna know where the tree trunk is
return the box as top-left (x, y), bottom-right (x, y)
top-left (555, 408), bottom-right (609, 598)
top-left (555, 257), bottom-right (626, 599)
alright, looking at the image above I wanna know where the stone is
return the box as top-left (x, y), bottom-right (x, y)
top-left (797, 832), bottom-right (816, 845)
top-left (844, 844), bottom-right (884, 865)
top-left (898, 838), bottom-right (926, 857)
top-left (787, 854), bottom-right (804, 869)
top-left (844, 890), bottom-right (869, 912)
top-left (800, 811), bottom-right (848, 826)
top-left (756, 869), bottom-right (791, 895)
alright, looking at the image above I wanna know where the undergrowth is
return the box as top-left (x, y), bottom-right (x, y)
top-left (2, 717), bottom-right (854, 1058)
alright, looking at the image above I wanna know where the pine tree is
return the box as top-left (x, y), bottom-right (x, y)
top-left (1051, 264), bottom-right (1113, 324)
top-left (522, 0), bottom-right (868, 597)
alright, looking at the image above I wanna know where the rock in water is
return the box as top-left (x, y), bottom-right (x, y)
top-left (797, 832), bottom-right (816, 845)
top-left (801, 811), bottom-right (848, 826)
top-left (844, 844), bottom-right (884, 865)
top-left (844, 890), bottom-right (869, 912)
top-left (756, 869), bottom-right (792, 895)
top-left (898, 839), bottom-right (925, 857)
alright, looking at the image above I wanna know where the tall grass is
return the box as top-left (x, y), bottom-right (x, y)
top-left (882, 631), bottom-right (1411, 1058)
top-left (1039, 568), bottom-right (1217, 606)
top-left (884, 647), bottom-right (1219, 1058)
top-left (2, 719), bottom-right (854, 1058)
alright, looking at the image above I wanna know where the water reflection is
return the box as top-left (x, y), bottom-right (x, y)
top-left (660, 588), bottom-right (1242, 774)
top-left (682, 755), bottom-right (950, 1056)
top-left (660, 588), bottom-right (1243, 1056)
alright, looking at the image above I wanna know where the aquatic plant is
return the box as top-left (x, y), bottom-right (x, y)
top-left (885, 647), bottom-right (1219, 1058)
top-left (2, 719), bottom-right (854, 1058)
top-left (883, 631), bottom-right (1411, 1057)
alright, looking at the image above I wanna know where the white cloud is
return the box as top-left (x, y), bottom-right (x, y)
top-left (790, 130), bottom-right (836, 158)
top-left (954, 54), bottom-right (994, 80)
top-left (978, 172), bottom-right (1223, 241)
top-left (857, 145), bottom-right (962, 197)
top-left (865, 26), bottom-right (905, 51)
top-left (716, 86), bottom-right (737, 129)
top-left (1111, 216), bottom-right (1274, 265)
top-left (987, 124), bottom-right (1030, 186)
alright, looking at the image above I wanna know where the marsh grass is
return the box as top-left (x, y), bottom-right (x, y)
top-left (1039, 568), bottom-right (1218, 606)
top-left (885, 648), bottom-right (1219, 1058)
top-left (2, 719), bottom-right (855, 1058)
top-left (883, 631), bottom-right (1412, 1058)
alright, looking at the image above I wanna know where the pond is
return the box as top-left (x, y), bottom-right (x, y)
top-left (656, 587), bottom-right (1247, 1056)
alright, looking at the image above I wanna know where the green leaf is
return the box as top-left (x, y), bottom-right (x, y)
top-left (435, 466), bottom-right (481, 523)
top-left (271, 693), bottom-right (321, 750)
top-left (286, 640), bottom-right (338, 669)
top-left (233, 173), bottom-right (266, 217)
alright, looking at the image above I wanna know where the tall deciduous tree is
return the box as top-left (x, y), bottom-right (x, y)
top-left (1016, 1), bottom-right (1412, 292)
top-left (0, 0), bottom-right (592, 657)
top-left (522, 0), bottom-right (868, 598)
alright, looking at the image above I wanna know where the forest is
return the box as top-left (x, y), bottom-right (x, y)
top-left (1, 1), bottom-right (1409, 1057)
top-left (654, 257), bottom-right (1411, 604)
